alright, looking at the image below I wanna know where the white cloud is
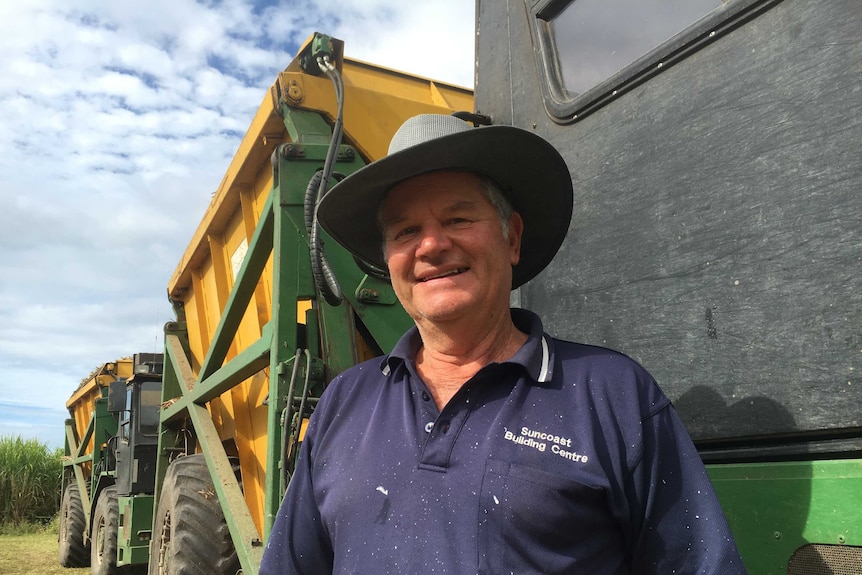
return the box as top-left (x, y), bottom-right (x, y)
top-left (0, 0), bottom-right (474, 449)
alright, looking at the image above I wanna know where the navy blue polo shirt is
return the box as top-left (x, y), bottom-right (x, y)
top-left (261, 310), bottom-right (746, 575)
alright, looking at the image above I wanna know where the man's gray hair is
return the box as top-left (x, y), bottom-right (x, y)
top-left (479, 176), bottom-right (515, 240)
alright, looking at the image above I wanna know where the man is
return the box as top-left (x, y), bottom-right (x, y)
top-left (260, 114), bottom-right (747, 574)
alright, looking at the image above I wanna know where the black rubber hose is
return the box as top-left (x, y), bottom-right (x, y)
top-left (306, 58), bottom-right (346, 307)
top-left (304, 170), bottom-right (344, 306)
top-left (286, 349), bottom-right (314, 478)
top-left (280, 348), bottom-right (302, 492)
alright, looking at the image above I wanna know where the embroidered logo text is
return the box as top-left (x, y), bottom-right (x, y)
top-left (503, 426), bottom-right (589, 463)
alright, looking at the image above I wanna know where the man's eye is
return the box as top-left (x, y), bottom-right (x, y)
top-left (392, 226), bottom-right (419, 240)
top-left (447, 218), bottom-right (472, 228)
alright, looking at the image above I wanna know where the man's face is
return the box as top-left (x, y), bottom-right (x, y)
top-left (379, 171), bottom-right (523, 327)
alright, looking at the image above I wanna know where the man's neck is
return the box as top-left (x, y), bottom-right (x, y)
top-left (414, 310), bottom-right (527, 409)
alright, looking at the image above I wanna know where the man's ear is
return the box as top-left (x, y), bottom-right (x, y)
top-left (508, 212), bottom-right (524, 265)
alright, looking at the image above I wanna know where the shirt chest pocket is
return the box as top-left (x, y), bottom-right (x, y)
top-left (477, 459), bottom-right (625, 575)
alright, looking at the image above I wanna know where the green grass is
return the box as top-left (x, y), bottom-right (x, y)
top-left (0, 528), bottom-right (88, 575)
top-left (0, 519), bottom-right (52, 536)
top-left (0, 436), bottom-right (71, 574)
top-left (0, 435), bottom-right (63, 525)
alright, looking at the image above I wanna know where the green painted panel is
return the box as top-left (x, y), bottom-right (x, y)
top-left (117, 494), bottom-right (154, 566)
top-left (708, 459), bottom-right (862, 575)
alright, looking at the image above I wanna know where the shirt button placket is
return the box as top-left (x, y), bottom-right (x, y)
top-left (420, 389), bottom-right (437, 435)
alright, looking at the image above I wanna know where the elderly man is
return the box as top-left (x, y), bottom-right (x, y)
top-left (260, 115), bottom-right (747, 574)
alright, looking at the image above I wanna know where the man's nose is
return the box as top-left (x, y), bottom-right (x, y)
top-left (416, 223), bottom-right (452, 256)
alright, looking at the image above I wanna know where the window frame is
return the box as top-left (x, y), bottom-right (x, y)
top-left (527, 0), bottom-right (783, 123)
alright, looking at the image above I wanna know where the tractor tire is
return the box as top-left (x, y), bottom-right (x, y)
top-left (148, 455), bottom-right (240, 575)
top-left (58, 482), bottom-right (90, 567)
top-left (91, 486), bottom-right (121, 575)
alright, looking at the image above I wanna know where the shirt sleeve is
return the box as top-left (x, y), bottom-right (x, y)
top-left (627, 404), bottom-right (748, 575)
top-left (259, 425), bottom-right (334, 575)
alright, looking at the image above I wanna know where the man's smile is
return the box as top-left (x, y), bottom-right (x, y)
top-left (417, 267), bottom-right (469, 282)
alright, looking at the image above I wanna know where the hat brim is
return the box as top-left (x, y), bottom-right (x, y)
top-left (316, 125), bottom-right (573, 289)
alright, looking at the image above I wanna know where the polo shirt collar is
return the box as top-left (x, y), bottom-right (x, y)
top-left (379, 308), bottom-right (555, 384)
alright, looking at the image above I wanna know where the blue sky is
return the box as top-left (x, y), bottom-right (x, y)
top-left (0, 0), bottom-right (474, 448)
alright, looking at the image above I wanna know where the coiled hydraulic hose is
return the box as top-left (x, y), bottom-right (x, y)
top-left (304, 54), bottom-right (346, 306)
top-left (304, 169), bottom-right (345, 307)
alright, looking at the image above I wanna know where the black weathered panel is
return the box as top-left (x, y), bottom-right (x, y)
top-left (478, 0), bottom-right (862, 443)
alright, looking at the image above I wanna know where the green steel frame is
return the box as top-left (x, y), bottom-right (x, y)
top-left (63, 392), bottom-right (117, 538)
top-left (154, 104), bottom-right (411, 574)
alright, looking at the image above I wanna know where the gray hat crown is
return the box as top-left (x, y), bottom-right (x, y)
top-left (388, 114), bottom-right (472, 155)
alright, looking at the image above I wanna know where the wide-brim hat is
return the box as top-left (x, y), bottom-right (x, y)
top-left (316, 114), bottom-right (573, 288)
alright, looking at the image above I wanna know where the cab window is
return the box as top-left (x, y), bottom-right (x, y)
top-left (138, 381), bottom-right (162, 437)
top-left (551, 0), bottom-right (720, 94)
top-left (529, 0), bottom-right (758, 122)
top-left (119, 388), bottom-right (132, 442)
